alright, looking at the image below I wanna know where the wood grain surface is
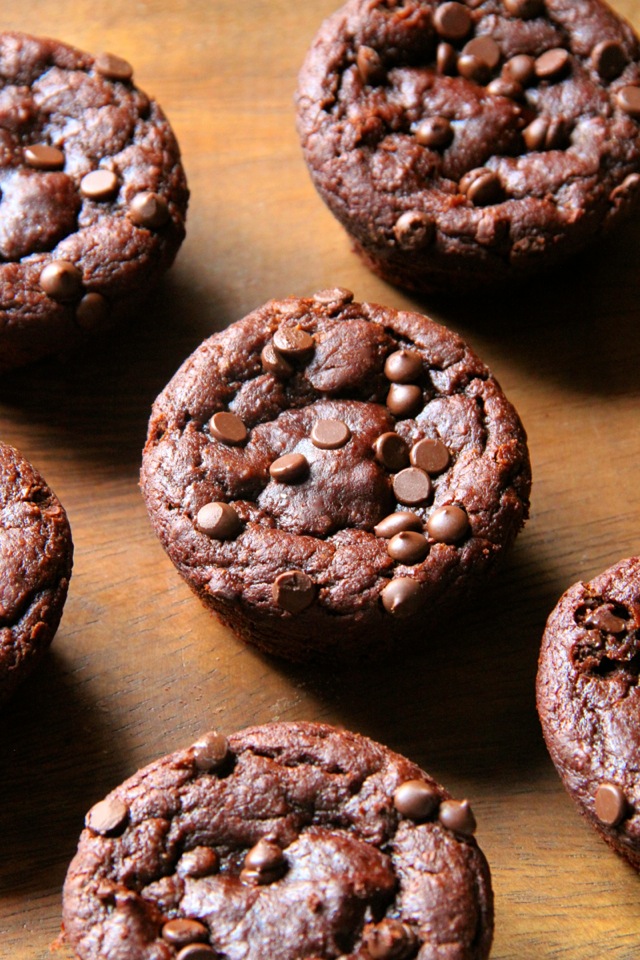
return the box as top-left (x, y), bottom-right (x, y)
top-left (1, 1), bottom-right (640, 957)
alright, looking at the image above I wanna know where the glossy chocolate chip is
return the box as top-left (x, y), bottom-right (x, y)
top-left (75, 292), bottom-right (109, 330)
top-left (269, 452), bottom-right (309, 483)
top-left (385, 349), bottom-right (423, 384)
top-left (427, 504), bottom-right (469, 543)
top-left (240, 839), bottom-right (286, 884)
top-left (24, 144), bottom-right (64, 169)
top-left (393, 779), bottom-right (439, 819)
top-left (415, 115), bottom-right (453, 149)
top-left (523, 117), bottom-right (570, 151)
top-left (393, 467), bottom-right (432, 506)
top-left (616, 85), bottom-right (640, 117)
top-left (460, 169), bottom-right (503, 206)
top-left (311, 418), bottom-right (351, 449)
top-left (362, 920), bottom-right (417, 960)
top-left (209, 411), bottom-right (248, 446)
top-left (502, 53), bottom-right (536, 86)
top-left (433, 2), bottom-right (472, 42)
top-left (591, 40), bottom-right (627, 81)
top-left (393, 211), bottom-right (434, 249)
top-left (80, 169), bottom-right (118, 200)
top-left (436, 42), bottom-right (458, 76)
top-left (504, 0), bottom-right (544, 17)
top-left (261, 340), bottom-right (294, 378)
top-left (176, 946), bottom-right (218, 960)
top-left (374, 511), bottom-right (423, 539)
top-left (94, 52), bottom-right (134, 81)
top-left (373, 432), bottom-right (410, 472)
top-left (535, 48), bottom-right (570, 81)
top-left (85, 797), bottom-right (129, 835)
top-left (129, 191), bottom-right (170, 228)
top-left (192, 731), bottom-right (230, 771)
top-left (272, 325), bottom-right (314, 359)
top-left (410, 438), bottom-right (450, 474)
top-left (313, 287), bottom-right (354, 306)
top-left (272, 570), bottom-right (316, 613)
top-left (162, 919), bottom-right (209, 946)
top-left (594, 783), bottom-right (628, 826)
top-left (463, 36), bottom-right (501, 71)
top-left (486, 76), bottom-right (523, 99)
top-left (39, 260), bottom-right (83, 300)
top-left (387, 531), bottom-right (429, 565)
top-left (195, 502), bottom-right (241, 540)
top-left (386, 383), bottom-right (422, 418)
top-left (457, 54), bottom-right (491, 84)
top-left (439, 799), bottom-right (477, 834)
top-left (177, 846), bottom-right (219, 878)
top-left (357, 45), bottom-right (385, 85)
top-left (381, 577), bottom-right (423, 617)
top-left (584, 605), bottom-right (628, 634)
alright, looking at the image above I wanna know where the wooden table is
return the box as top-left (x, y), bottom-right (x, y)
top-left (1, 1), bottom-right (639, 957)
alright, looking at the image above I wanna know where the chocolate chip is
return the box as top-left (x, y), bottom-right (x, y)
top-left (433, 2), bottom-right (472, 42)
top-left (393, 211), bottom-right (434, 249)
top-left (311, 418), bottom-right (351, 449)
top-left (427, 504), bottom-right (469, 543)
top-left (209, 411), bottom-right (248, 446)
top-left (240, 839), bottom-right (286, 885)
top-left (535, 48), bottom-right (570, 81)
top-left (24, 144), bottom-right (64, 170)
top-left (269, 452), bottom-right (309, 483)
top-left (373, 432), bottom-right (410, 472)
top-left (129, 191), bottom-right (170, 229)
top-left (177, 846), bottom-right (220, 878)
top-left (261, 341), bottom-right (294, 378)
top-left (393, 467), bottom-right (432, 506)
top-left (504, 0), bottom-right (544, 17)
top-left (80, 169), bottom-right (119, 200)
top-left (385, 349), bottom-right (423, 384)
top-left (94, 52), bottom-right (134, 81)
top-left (502, 54), bottom-right (536, 86)
top-left (176, 946), bottom-right (218, 960)
top-left (584, 605), bottom-right (628, 634)
top-left (313, 287), bottom-right (354, 306)
top-left (272, 570), bottom-right (316, 613)
top-left (438, 799), bottom-right (477, 834)
top-left (386, 383), bottom-right (423, 418)
top-left (362, 919), bottom-right (418, 960)
top-left (463, 36), bottom-right (501, 71)
top-left (457, 54), bottom-right (491, 84)
top-left (486, 77), bottom-right (524, 100)
top-left (393, 779), bottom-right (439, 819)
top-left (616, 85), bottom-right (640, 117)
top-left (591, 41), bottom-right (627, 82)
top-left (75, 292), bottom-right (109, 330)
top-left (436, 42), bottom-right (458, 76)
top-left (523, 116), bottom-right (570, 151)
top-left (374, 511), bottom-right (423, 539)
top-left (39, 260), bottom-right (83, 300)
top-left (381, 577), bottom-right (424, 617)
top-left (594, 783), bottom-right (628, 826)
top-left (86, 796), bottom-right (129, 836)
top-left (522, 117), bottom-right (549, 151)
top-left (162, 919), bottom-right (209, 946)
top-left (195, 502), bottom-right (241, 540)
top-left (410, 438), bottom-right (450, 474)
top-left (414, 116), bottom-right (453, 149)
top-left (387, 531), bottom-right (429, 565)
top-left (192, 731), bottom-right (230, 771)
top-left (357, 45), bottom-right (385, 85)
top-left (272, 325), bottom-right (315, 360)
top-left (460, 169), bottom-right (503, 206)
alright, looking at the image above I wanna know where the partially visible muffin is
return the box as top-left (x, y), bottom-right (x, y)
top-left (296, 0), bottom-right (640, 294)
top-left (0, 440), bottom-right (73, 703)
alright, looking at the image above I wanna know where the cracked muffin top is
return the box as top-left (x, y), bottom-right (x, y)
top-left (141, 289), bottom-right (530, 662)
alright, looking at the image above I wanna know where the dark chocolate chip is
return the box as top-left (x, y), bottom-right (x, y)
top-left (39, 260), bottom-right (83, 300)
top-left (535, 48), bottom-right (570, 81)
top-left (393, 210), bottom-right (434, 249)
top-left (362, 920), bottom-right (418, 960)
top-left (463, 36), bottom-right (501, 71)
top-left (460, 169), bottom-right (503, 206)
top-left (393, 779), bottom-right (439, 819)
top-left (86, 796), bottom-right (129, 836)
top-left (94, 52), bottom-right (134, 81)
top-left (591, 40), bottom-right (626, 81)
top-left (75, 292), bottom-right (109, 330)
top-left (374, 511), bottom-right (423, 539)
top-left (80, 169), bottom-right (119, 200)
top-left (486, 76), bottom-right (524, 99)
top-left (177, 846), bottom-right (220, 878)
top-left (387, 531), bottom-right (429, 565)
top-left (504, 0), bottom-right (544, 17)
top-left (311, 418), bottom-right (351, 449)
top-left (433, 2), bottom-right (472, 42)
top-left (410, 438), bottom-right (450, 474)
top-left (386, 383), bottom-right (423, 418)
top-left (373, 432), bottom-right (410, 472)
top-left (240, 839), bottom-right (286, 884)
top-left (24, 144), bottom-right (64, 170)
top-left (357, 46), bottom-right (384, 85)
top-left (261, 341), bottom-right (294, 378)
top-left (273, 570), bottom-right (316, 613)
top-left (523, 116), bottom-right (569, 151)
top-left (192, 731), bottom-right (230, 772)
top-left (129, 191), bottom-right (170, 229)
top-left (272, 325), bottom-right (315, 359)
top-left (313, 287), bottom-right (354, 306)
top-left (209, 411), bottom-right (248, 446)
top-left (176, 946), bottom-right (218, 960)
top-left (427, 504), bottom-right (469, 543)
top-left (616, 85), bottom-right (640, 117)
top-left (439, 799), bottom-right (477, 834)
top-left (457, 54), bottom-right (491, 84)
top-left (584, 605), bottom-right (628, 634)
top-left (522, 117), bottom-right (549, 151)
top-left (414, 116), bottom-right (453, 149)
top-left (594, 783), bottom-right (628, 826)
top-left (385, 349), bottom-right (423, 384)
top-left (381, 577), bottom-right (424, 617)
top-left (196, 502), bottom-right (241, 540)
top-left (162, 919), bottom-right (209, 947)
top-left (502, 54), bottom-right (536, 86)
top-left (393, 467), bottom-right (432, 506)
top-left (436, 42), bottom-right (458, 76)
top-left (269, 452), bottom-right (309, 483)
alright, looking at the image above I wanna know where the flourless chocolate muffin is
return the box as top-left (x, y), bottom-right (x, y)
top-left (140, 290), bottom-right (530, 662)
top-left (0, 31), bottom-right (188, 371)
top-left (0, 440), bottom-right (73, 703)
top-left (296, 0), bottom-right (640, 294)
top-left (537, 556), bottom-right (640, 870)
top-left (62, 721), bottom-right (494, 960)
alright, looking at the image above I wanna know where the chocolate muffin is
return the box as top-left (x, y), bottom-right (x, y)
top-left (537, 557), bottom-right (640, 870)
top-left (0, 31), bottom-right (188, 371)
top-left (296, 0), bottom-right (640, 294)
top-left (62, 721), bottom-right (494, 960)
top-left (0, 440), bottom-right (73, 703)
top-left (140, 290), bottom-right (530, 662)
